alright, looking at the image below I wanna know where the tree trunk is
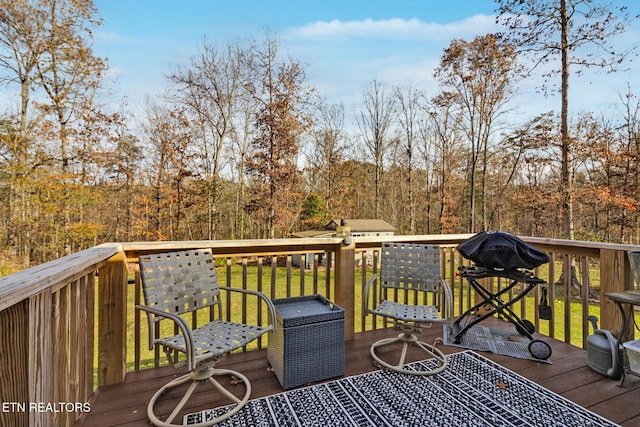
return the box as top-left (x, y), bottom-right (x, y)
top-left (560, 0), bottom-right (574, 239)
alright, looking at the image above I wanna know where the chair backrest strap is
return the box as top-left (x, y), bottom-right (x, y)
top-left (380, 243), bottom-right (441, 292)
top-left (139, 249), bottom-right (220, 318)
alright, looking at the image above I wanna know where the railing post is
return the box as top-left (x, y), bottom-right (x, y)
top-left (600, 248), bottom-right (634, 341)
top-left (28, 289), bottom-right (53, 427)
top-left (97, 251), bottom-right (128, 386)
top-left (335, 242), bottom-right (356, 341)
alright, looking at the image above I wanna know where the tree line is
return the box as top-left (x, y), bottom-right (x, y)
top-left (0, 0), bottom-right (638, 269)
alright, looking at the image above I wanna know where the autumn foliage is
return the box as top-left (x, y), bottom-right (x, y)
top-left (1, 0), bottom-right (640, 269)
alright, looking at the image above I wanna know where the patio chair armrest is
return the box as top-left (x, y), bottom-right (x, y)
top-left (363, 273), bottom-right (380, 313)
top-left (440, 279), bottom-right (454, 325)
top-left (219, 286), bottom-right (278, 332)
top-left (135, 304), bottom-right (197, 365)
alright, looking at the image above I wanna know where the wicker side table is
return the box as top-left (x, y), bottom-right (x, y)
top-left (267, 294), bottom-right (345, 390)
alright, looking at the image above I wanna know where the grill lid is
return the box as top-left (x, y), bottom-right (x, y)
top-left (457, 230), bottom-right (549, 270)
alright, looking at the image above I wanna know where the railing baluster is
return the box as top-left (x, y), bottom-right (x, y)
top-left (271, 255), bottom-right (277, 299)
top-left (564, 255), bottom-right (572, 344)
top-left (52, 285), bottom-right (68, 427)
top-left (0, 301), bottom-right (29, 426)
top-left (313, 253), bottom-right (319, 295)
top-left (325, 251), bottom-right (333, 299)
top-left (549, 252), bottom-right (556, 339)
top-left (154, 321), bottom-right (161, 367)
top-left (257, 257), bottom-right (265, 349)
top-left (242, 257), bottom-right (248, 351)
top-left (134, 270), bottom-right (141, 371)
top-left (300, 254), bottom-right (306, 295)
top-left (69, 279), bottom-right (83, 418)
top-left (534, 265), bottom-right (542, 330)
top-left (28, 289), bottom-right (52, 427)
top-left (286, 255), bottom-right (292, 297)
top-left (371, 250), bottom-right (379, 330)
top-left (226, 257), bottom-right (232, 322)
top-left (581, 256), bottom-right (590, 349)
top-left (85, 272), bottom-right (95, 398)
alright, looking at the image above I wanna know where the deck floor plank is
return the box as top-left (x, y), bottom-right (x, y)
top-left (77, 321), bottom-right (640, 426)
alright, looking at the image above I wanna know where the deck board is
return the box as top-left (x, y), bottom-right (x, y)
top-left (77, 321), bottom-right (640, 426)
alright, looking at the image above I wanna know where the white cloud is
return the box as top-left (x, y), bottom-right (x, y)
top-left (93, 29), bottom-right (130, 43)
top-left (288, 15), bottom-right (498, 41)
top-left (284, 16), bottom-right (501, 108)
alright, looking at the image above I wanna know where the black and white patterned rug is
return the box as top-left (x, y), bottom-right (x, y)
top-left (185, 351), bottom-right (617, 426)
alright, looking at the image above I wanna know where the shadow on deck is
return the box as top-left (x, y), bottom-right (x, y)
top-left (78, 320), bottom-right (640, 426)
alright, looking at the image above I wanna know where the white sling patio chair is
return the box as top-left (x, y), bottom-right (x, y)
top-left (137, 249), bottom-right (276, 427)
top-left (363, 242), bottom-right (453, 375)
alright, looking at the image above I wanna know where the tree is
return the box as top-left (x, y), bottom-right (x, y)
top-left (95, 118), bottom-right (141, 242)
top-left (496, 0), bottom-right (639, 238)
top-left (1, 1), bottom-right (51, 264)
top-left (228, 84), bottom-right (258, 239)
top-left (245, 36), bottom-right (314, 239)
top-left (306, 99), bottom-right (347, 221)
top-left (434, 33), bottom-right (522, 232)
top-left (168, 40), bottom-right (249, 239)
top-left (142, 103), bottom-right (195, 240)
top-left (335, 159), bottom-right (376, 219)
top-left (299, 193), bottom-right (327, 230)
top-left (357, 79), bottom-right (396, 219)
top-left (32, 0), bottom-right (107, 173)
top-left (425, 93), bottom-right (466, 233)
top-left (0, 0), bottom-right (41, 146)
top-left (393, 86), bottom-right (422, 234)
top-left (575, 91), bottom-right (640, 243)
top-left (0, 0), bottom-right (107, 264)
top-left (619, 88), bottom-right (640, 243)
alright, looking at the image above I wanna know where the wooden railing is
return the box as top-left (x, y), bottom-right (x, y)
top-left (0, 245), bottom-right (123, 427)
top-left (0, 235), bottom-right (638, 426)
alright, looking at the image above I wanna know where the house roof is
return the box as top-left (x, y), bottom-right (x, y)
top-left (325, 219), bottom-right (395, 232)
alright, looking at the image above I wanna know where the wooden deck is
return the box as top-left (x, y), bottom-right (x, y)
top-left (77, 320), bottom-right (640, 426)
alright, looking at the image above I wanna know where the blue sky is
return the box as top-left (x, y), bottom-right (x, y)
top-left (92, 0), bottom-right (639, 123)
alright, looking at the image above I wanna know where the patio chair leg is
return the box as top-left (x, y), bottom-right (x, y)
top-left (371, 332), bottom-right (448, 376)
top-left (146, 368), bottom-right (251, 427)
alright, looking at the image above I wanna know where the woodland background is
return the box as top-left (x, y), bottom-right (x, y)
top-left (1, 0), bottom-right (640, 271)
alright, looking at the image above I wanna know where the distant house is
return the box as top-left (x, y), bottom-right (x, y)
top-left (324, 219), bottom-right (395, 237)
top-left (292, 219), bottom-right (396, 239)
